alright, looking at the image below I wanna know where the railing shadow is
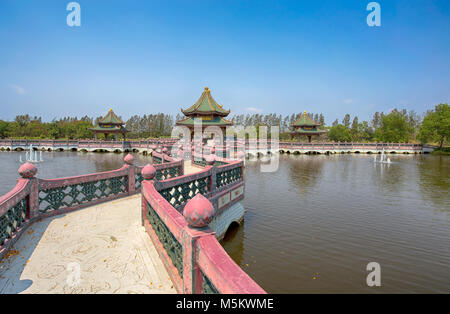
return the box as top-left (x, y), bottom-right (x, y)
top-left (0, 214), bottom-right (63, 294)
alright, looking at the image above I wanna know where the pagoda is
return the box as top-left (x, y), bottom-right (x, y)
top-left (290, 111), bottom-right (326, 142)
top-left (176, 87), bottom-right (233, 139)
top-left (90, 109), bottom-right (129, 140)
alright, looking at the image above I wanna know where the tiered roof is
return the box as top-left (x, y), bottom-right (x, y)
top-left (177, 87), bottom-right (233, 127)
top-left (91, 109), bottom-right (129, 134)
top-left (290, 111), bottom-right (326, 135)
top-left (292, 111), bottom-right (321, 127)
top-left (181, 87), bottom-right (230, 116)
top-left (98, 109), bottom-right (125, 125)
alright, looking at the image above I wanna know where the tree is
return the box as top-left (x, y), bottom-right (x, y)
top-left (351, 116), bottom-right (359, 140)
top-left (372, 112), bottom-right (381, 129)
top-left (319, 114), bottom-right (325, 127)
top-left (48, 123), bottom-right (60, 139)
top-left (342, 114), bottom-right (351, 128)
top-left (418, 103), bottom-right (449, 149)
top-left (0, 120), bottom-right (9, 138)
top-left (328, 124), bottom-right (352, 142)
top-left (359, 121), bottom-right (374, 141)
top-left (374, 110), bottom-right (413, 142)
top-left (15, 115), bottom-right (30, 127)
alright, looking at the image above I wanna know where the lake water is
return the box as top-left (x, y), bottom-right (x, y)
top-left (1, 151), bottom-right (449, 293)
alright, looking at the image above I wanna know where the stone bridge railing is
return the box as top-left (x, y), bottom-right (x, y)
top-left (1, 138), bottom-right (423, 153)
top-left (0, 154), bottom-right (183, 260)
top-left (0, 139), bottom-right (178, 152)
top-left (140, 156), bottom-right (265, 294)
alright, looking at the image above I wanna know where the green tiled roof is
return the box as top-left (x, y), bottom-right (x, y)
top-left (176, 116), bottom-right (233, 127)
top-left (292, 111), bottom-right (320, 127)
top-left (289, 128), bottom-right (326, 134)
top-left (98, 109), bottom-right (125, 125)
top-left (90, 125), bottom-right (129, 132)
top-left (182, 87), bottom-right (230, 116)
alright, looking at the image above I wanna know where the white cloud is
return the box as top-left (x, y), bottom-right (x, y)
top-left (10, 84), bottom-right (26, 95)
top-left (246, 107), bottom-right (263, 113)
top-left (343, 98), bottom-right (354, 105)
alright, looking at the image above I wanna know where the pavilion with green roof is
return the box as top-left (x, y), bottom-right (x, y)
top-left (90, 109), bottom-right (129, 140)
top-left (176, 87), bottom-right (233, 139)
top-left (290, 111), bottom-right (326, 142)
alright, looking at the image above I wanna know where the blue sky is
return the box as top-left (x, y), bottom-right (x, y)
top-left (0, 0), bottom-right (449, 124)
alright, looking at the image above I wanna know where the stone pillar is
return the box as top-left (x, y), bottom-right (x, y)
top-left (124, 154), bottom-right (136, 195)
top-left (141, 164), bottom-right (156, 226)
top-left (206, 155), bottom-right (216, 194)
top-left (182, 194), bottom-right (216, 294)
top-left (18, 163), bottom-right (39, 219)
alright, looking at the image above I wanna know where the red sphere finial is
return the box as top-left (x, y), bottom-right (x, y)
top-left (124, 153), bottom-right (134, 165)
top-left (18, 162), bottom-right (37, 179)
top-left (183, 194), bottom-right (215, 228)
top-left (205, 154), bottom-right (215, 165)
top-left (141, 164), bottom-right (156, 180)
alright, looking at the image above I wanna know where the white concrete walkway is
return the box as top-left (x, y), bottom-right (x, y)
top-left (0, 194), bottom-right (176, 294)
top-left (184, 160), bottom-right (203, 174)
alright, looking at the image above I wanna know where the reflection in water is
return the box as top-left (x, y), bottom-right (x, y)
top-left (220, 222), bottom-right (244, 266)
top-left (417, 155), bottom-right (450, 212)
top-left (287, 155), bottom-right (324, 195)
top-left (222, 154), bottom-right (450, 293)
top-left (0, 151), bottom-right (449, 293)
top-left (0, 151), bottom-right (153, 194)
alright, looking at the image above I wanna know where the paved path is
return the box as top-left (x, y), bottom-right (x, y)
top-left (0, 194), bottom-right (176, 294)
top-left (184, 160), bottom-right (203, 174)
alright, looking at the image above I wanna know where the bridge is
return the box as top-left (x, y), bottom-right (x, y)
top-left (0, 139), bottom-right (427, 155)
top-left (0, 151), bottom-right (264, 294)
top-left (0, 139), bottom-right (178, 154)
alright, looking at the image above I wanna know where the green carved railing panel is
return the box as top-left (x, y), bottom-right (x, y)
top-left (214, 160), bottom-right (227, 166)
top-left (159, 176), bottom-right (211, 209)
top-left (201, 271), bottom-right (219, 294)
top-left (153, 156), bottom-right (162, 164)
top-left (39, 176), bottom-right (128, 213)
top-left (216, 167), bottom-right (242, 188)
top-left (0, 198), bottom-right (28, 246)
top-left (146, 201), bottom-right (183, 276)
top-left (135, 173), bottom-right (144, 190)
top-left (156, 166), bottom-right (181, 181)
top-left (193, 158), bottom-right (207, 167)
top-left (193, 158), bottom-right (226, 167)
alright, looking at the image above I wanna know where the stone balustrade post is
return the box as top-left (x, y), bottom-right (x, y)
top-left (182, 194), bottom-right (216, 294)
top-left (124, 154), bottom-right (136, 195)
top-left (206, 155), bottom-right (216, 194)
top-left (141, 164), bottom-right (156, 226)
top-left (18, 163), bottom-right (40, 219)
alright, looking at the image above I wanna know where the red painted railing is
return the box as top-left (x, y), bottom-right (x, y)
top-left (0, 138), bottom-right (423, 152)
top-left (0, 154), bottom-right (183, 260)
top-left (140, 156), bottom-right (265, 294)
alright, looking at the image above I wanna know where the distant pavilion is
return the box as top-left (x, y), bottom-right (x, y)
top-left (90, 109), bottom-right (129, 140)
top-left (290, 111), bottom-right (326, 142)
top-left (176, 87), bottom-right (233, 140)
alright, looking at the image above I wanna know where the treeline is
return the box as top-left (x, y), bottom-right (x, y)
top-left (0, 104), bottom-right (447, 147)
top-left (0, 115), bottom-right (94, 139)
top-left (232, 112), bottom-right (325, 133)
top-left (126, 114), bottom-right (174, 138)
top-left (327, 104), bottom-right (449, 148)
top-left (0, 113), bottom-right (175, 139)
top-left (327, 109), bottom-right (421, 143)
